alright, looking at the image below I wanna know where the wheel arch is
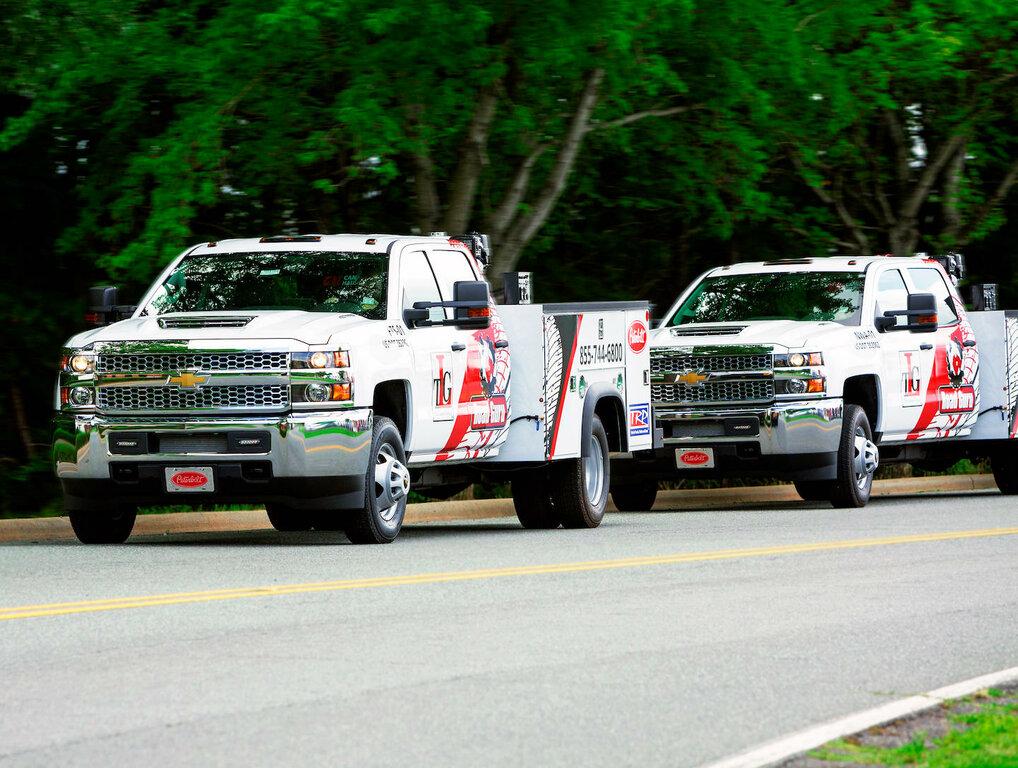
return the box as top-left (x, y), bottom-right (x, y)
top-left (843, 373), bottom-right (881, 437)
top-left (582, 385), bottom-right (626, 455)
top-left (372, 380), bottom-right (411, 443)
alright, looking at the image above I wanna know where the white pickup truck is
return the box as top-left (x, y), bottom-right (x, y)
top-left (54, 234), bottom-right (651, 543)
top-left (611, 254), bottom-right (1018, 509)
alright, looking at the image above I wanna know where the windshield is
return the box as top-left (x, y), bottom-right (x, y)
top-left (667, 271), bottom-right (866, 326)
top-left (142, 251), bottom-right (388, 318)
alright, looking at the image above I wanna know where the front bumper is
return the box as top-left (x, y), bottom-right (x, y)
top-left (619, 399), bottom-right (844, 481)
top-left (53, 410), bottom-right (372, 511)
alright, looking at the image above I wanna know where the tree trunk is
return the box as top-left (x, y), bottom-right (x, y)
top-left (443, 88), bottom-right (499, 234)
top-left (490, 68), bottom-right (605, 282)
top-left (10, 384), bottom-right (35, 460)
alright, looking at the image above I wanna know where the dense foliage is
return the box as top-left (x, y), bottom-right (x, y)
top-left (1, 0), bottom-right (1015, 512)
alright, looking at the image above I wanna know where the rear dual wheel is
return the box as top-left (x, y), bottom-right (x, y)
top-left (511, 415), bottom-right (610, 530)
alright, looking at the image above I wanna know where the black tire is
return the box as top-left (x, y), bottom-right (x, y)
top-left (793, 481), bottom-right (830, 502)
top-left (990, 447), bottom-right (1018, 494)
top-left (69, 509), bottom-right (137, 544)
top-left (549, 415), bottom-right (610, 529)
top-left (511, 468), bottom-right (560, 529)
top-left (343, 416), bottom-right (409, 544)
top-left (265, 505), bottom-right (316, 532)
top-left (610, 481), bottom-right (658, 512)
top-left (828, 404), bottom-right (878, 508)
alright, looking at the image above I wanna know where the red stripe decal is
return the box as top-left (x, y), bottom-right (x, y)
top-left (549, 315), bottom-right (583, 458)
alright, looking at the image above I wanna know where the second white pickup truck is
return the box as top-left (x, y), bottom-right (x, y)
top-left (54, 234), bottom-right (651, 543)
top-left (611, 254), bottom-right (1018, 509)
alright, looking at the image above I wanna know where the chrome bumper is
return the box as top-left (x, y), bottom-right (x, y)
top-left (53, 410), bottom-right (373, 481)
top-left (654, 399), bottom-right (843, 455)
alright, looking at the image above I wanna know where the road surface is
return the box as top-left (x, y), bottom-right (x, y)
top-left (1, 491), bottom-right (1015, 767)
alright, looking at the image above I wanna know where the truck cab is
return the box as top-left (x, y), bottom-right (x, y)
top-left (610, 254), bottom-right (1017, 511)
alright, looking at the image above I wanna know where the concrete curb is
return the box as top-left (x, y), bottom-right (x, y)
top-left (0, 474), bottom-right (998, 543)
top-left (700, 664), bottom-right (1018, 768)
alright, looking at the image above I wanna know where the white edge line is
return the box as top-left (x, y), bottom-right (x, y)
top-left (699, 665), bottom-right (1018, 768)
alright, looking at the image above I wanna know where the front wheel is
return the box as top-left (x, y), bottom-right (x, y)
top-left (549, 415), bottom-right (610, 529)
top-left (343, 416), bottom-right (410, 544)
top-left (69, 508), bottom-right (137, 544)
top-left (828, 404), bottom-right (879, 508)
top-left (990, 447), bottom-right (1018, 494)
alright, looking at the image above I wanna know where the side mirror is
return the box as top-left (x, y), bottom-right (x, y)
top-left (406, 280), bottom-right (491, 329)
top-left (878, 292), bottom-right (938, 333)
top-left (452, 280), bottom-right (491, 328)
top-left (86, 285), bottom-right (137, 326)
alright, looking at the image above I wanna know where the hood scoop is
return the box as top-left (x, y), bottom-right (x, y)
top-left (669, 325), bottom-right (747, 337)
top-left (158, 315), bottom-right (254, 329)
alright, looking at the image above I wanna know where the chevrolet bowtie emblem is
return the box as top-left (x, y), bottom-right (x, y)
top-left (168, 372), bottom-right (208, 388)
top-left (675, 371), bottom-right (708, 386)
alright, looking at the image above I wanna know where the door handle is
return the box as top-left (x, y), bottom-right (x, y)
top-left (963, 339), bottom-right (976, 348)
top-left (494, 340), bottom-right (509, 349)
top-left (920, 343), bottom-right (933, 350)
top-left (451, 343), bottom-right (466, 352)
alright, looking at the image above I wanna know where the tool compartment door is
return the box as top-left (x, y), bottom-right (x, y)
top-left (623, 307), bottom-right (653, 452)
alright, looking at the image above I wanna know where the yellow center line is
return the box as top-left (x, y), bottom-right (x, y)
top-left (2, 526), bottom-right (1016, 622)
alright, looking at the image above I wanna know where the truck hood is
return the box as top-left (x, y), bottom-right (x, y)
top-left (651, 320), bottom-right (847, 350)
top-left (66, 311), bottom-right (369, 348)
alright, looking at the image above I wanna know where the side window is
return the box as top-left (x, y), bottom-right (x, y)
top-left (428, 249), bottom-right (480, 319)
top-left (875, 269), bottom-right (909, 327)
top-left (908, 267), bottom-right (959, 326)
top-left (400, 251), bottom-right (444, 323)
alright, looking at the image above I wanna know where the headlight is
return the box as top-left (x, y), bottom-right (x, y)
top-left (775, 375), bottom-right (826, 395)
top-left (291, 350), bottom-right (351, 369)
top-left (66, 354), bottom-right (94, 373)
top-left (775, 352), bottom-right (823, 367)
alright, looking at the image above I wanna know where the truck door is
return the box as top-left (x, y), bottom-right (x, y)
top-left (398, 249), bottom-right (465, 458)
top-left (903, 265), bottom-right (980, 439)
top-left (428, 247), bottom-right (511, 461)
top-left (876, 267), bottom-right (926, 441)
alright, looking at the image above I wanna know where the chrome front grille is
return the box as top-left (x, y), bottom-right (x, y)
top-left (97, 385), bottom-right (289, 412)
top-left (652, 380), bottom-right (774, 404)
top-left (650, 353), bottom-right (771, 375)
top-left (96, 352), bottom-right (288, 374)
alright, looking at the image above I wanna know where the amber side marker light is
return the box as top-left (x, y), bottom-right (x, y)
top-left (331, 383), bottom-right (352, 401)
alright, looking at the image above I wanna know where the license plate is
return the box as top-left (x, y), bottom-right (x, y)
top-left (165, 466), bottom-right (215, 493)
top-left (675, 447), bottom-right (715, 469)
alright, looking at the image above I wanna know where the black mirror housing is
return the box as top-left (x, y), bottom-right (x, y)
top-left (880, 292), bottom-right (939, 334)
top-left (406, 280), bottom-right (491, 329)
top-left (86, 285), bottom-right (135, 325)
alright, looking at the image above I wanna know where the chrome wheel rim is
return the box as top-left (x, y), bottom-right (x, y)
top-left (852, 427), bottom-right (879, 491)
top-left (584, 435), bottom-right (605, 504)
top-left (374, 443), bottom-right (410, 522)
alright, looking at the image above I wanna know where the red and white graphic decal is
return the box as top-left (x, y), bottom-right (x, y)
top-left (899, 350), bottom-right (922, 405)
top-left (627, 320), bottom-right (648, 354)
top-left (938, 385), bottom-right (976, 414)
top-left (171, 471), bottom-right (208, 489)
top-left (908, 291), bottom-right (980, 440)
top-left (431, 352), bottom-right (455, 421)
top-left (470, 394), bottom-right (508, 431)
top-left (435, 308), bottom-right (512, 460)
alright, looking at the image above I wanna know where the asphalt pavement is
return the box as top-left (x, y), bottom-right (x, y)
top-left (1, 491), bottom-right (1015, 767)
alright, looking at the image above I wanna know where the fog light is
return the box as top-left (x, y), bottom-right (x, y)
top-left (305, 382), bottom-right (331, 402)
top-left (69, 354), bottom-right (93, 373)
top-left (70, 386), bottom-right (93, 405)
top-left (784, 378), bottom-right (807, 395)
